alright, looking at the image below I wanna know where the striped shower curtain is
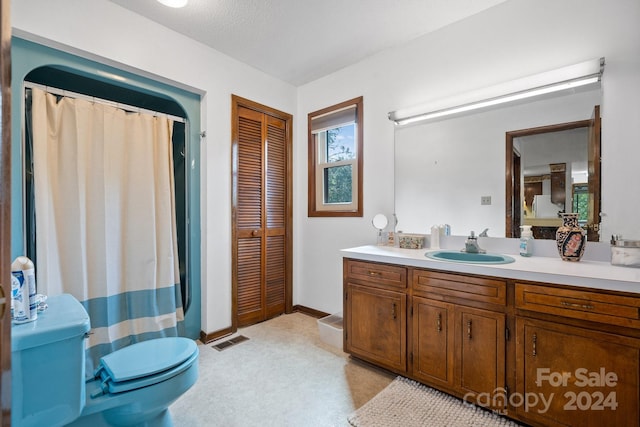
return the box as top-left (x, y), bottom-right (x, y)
top-left (30, 87), bottom-right (184, 374)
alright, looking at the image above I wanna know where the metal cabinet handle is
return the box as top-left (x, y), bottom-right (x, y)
top-left (391, 303), bottom-right (397, 320)
top-left (561, 300), bottom-right (594, 310)
top-left (533, 333), bottom-right (537, 356)
top-left (368, 270), bottom-right (381, 276)
top-left (467, 319), bottom-right (472, 340)
top-left (437, 312), bottom-right (442, 333)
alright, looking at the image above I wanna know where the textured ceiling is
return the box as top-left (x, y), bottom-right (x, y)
top-left (107, 0), bottom-right (508, 86)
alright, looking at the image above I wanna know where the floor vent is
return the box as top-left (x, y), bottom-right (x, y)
top-left (212, 335), bottom-right (249, 351)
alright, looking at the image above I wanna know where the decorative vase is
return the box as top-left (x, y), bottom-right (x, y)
top-left (556, 213), bottom-right (586, 261)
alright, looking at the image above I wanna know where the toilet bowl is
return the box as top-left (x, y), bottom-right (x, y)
top-left (11, 294), bottom-right (199, 427)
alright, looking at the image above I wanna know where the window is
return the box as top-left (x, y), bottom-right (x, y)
top-left (308, 97), bottom-right (363, 217)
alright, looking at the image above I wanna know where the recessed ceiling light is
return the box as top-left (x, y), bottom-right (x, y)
top-left (157, 0), bottom-right (188, 8)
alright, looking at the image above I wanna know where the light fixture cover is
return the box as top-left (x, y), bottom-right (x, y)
top-left (157, 0), bottom-right (188, 8)
top-left (389, 57), bottom-right (604, 126)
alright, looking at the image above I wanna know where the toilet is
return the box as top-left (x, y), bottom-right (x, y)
top-left (11, 293), bottom-right (199, 427)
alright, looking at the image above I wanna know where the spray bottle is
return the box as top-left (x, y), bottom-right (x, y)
top-left (11, 256), bottom-right (37, 323)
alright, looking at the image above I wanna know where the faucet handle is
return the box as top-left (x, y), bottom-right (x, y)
top-left (478, 228), bottom-right (489, 237)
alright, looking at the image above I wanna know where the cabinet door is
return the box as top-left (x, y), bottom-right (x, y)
top-left (516, 318), bottom-right (640, 427)
top-left (345, 283), bottom-right (406, 372)
top-left (412, 297), bottom-right (454, 388)
top-left (456, 306), bottom-right (506, 409)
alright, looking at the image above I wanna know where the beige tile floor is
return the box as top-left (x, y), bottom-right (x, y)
top-left (169, 312), bottom-right (394, 427)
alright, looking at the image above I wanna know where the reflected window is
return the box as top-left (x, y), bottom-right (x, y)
top-left (572, 184), bottom-right (589, 224)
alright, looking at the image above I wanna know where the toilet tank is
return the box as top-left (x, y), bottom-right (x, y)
top-left (12, 294), bottom-right (91, 427)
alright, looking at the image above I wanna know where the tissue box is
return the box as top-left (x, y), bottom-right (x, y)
top-left (398, 233), bottom-right (425, 249)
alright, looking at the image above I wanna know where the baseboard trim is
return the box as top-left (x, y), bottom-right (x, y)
top-left (292, 305), bottom-right (330, 319)
top-left (200, 326), bottom-right (234, 344)
top-left (199, 306), bottom-right (331, 343)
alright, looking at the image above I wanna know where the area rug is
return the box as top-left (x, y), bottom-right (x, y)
top-left (348, 376), bottom-right (520, 427)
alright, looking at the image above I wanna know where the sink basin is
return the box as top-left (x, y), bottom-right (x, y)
top-left (426, 250), bottom-right (515, 265)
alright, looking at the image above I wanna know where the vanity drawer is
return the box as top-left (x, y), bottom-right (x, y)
top-left (515, 283), bottom-right (640, 329)
top-left (345, 260), bottom-right (407, 289)
top-left (412, 269), bottom-right (506, 306)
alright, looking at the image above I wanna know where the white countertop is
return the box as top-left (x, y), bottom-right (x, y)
top-left (341, 245), bottom-right (640, 295)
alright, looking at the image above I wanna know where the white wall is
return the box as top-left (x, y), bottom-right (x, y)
top-left (12, 0), bottom-right (297, 335)
top-left (296, 0), bottom-right (640, 315)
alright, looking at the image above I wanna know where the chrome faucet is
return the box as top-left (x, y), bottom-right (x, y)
top-left (463, 231), bottom-right (486, 253)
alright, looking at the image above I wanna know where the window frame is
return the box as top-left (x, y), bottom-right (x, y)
top-left (307, 96), bottom-right (363, 217)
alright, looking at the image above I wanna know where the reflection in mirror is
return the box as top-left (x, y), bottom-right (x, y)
top-left (394, 89), bottom-right (601, 239)
top-left (506, 109), bottom-right (601, 242)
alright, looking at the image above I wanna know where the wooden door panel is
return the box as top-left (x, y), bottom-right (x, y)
top-left (0, 0), bottom-right (10, 426)
top-left (266, 235), bottom-right (285, 318)
top-left (266, 116), bottom-right (286, 230)
top-left (233, 97), bottom-right (292, 328)
top-left (517, 318), bottom-right (639, 427)
top-left (456, 306), bottom-right (506, 408)
top-left (0, 0), bottom-right (11, 420)
top-left (347, 283), bottom-right (406, 371)
top-left (236, 106), bottom-right (265, 327)
top-left (412, 297), bottom-right (454, 387)
top-left (237, 110), bottom-right (263, 231)
top-left (237, 237), bottom-right (263, 326)
top-left (587, 105), bottom-right (601, 241)
top-left (265, 116), bottom-right (286, 320)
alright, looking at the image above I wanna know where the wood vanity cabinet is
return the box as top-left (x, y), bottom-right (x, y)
top-left (343, 257), bottom-right (640, 427)
top-left (515, 283), bottom-right (640, 427)
top-left (412, 269), bottom-right (507, 410)
top-left (343, 260), bottom-right (407, 373)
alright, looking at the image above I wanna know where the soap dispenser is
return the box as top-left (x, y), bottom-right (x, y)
top-left (519, 225), bottom-right (534, 257)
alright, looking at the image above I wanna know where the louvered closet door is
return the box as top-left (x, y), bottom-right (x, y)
top-left (235, 105), bottom-right (288, 327)
top-left (265, 115), bottom-right (287, 319)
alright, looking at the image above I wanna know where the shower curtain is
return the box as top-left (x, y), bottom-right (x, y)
top-left (29, 87), bottom-right (184, 373)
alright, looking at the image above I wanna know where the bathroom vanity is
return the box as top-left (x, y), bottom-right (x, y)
top-left (342, 245), bottom-right (640, 427)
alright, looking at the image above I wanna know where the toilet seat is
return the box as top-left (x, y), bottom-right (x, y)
top-left (92, 337), bottom-right (198, 396)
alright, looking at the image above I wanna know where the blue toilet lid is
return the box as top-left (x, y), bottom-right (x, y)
top-left (92, 337), bottom-right (198, 396)
top-left (100, 337), bottom-right (197, 382)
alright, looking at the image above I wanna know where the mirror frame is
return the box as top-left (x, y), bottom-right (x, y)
top-left (505, 111), bottom-right (601, 240)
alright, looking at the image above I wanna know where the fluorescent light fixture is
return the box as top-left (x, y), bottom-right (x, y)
top-left (389, 58), bottom-right (604, 126)
top-left (157, 0), bottom-right (188, 8)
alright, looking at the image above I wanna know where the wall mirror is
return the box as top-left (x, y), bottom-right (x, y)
top-left (394, 88), bottom-right (601, 240)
